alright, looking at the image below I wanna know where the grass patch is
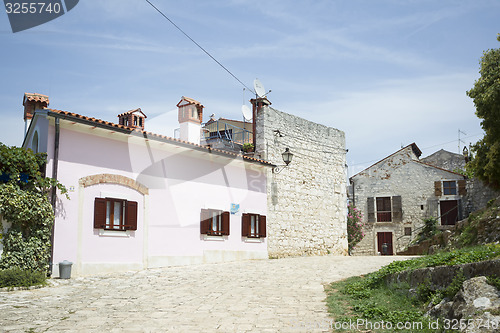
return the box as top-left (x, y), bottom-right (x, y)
top-left (325, 244), bottom-right (499, 332)
top-left (326, 276), bottom-right (437, 332)
top-left (0, 267), bottom-right (46, 288)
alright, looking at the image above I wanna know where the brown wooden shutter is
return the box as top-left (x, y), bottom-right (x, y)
top-left (259, 215), bottom-right (267, 238)
top-left (392, 196), bottom-right (402, 222)
top-left (125, 201), bottom-right (138, 230)
top-left (221, 211), bottom-right (230, 236)
top-left (434, 181), bottom-right (442, 196)
top-left (200, 209), bottom-right (210, 234)
top-left (367, 197), bottom-right (375, 222)
top-left (458, 179), bottom-right (467, 195)
top-left (94, 198), bottom-right (107, 229)
top-left (242, 213), bottom-right (250, 237)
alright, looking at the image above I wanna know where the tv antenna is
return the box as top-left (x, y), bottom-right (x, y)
top-left (458, 129), bottom-right (467, 154)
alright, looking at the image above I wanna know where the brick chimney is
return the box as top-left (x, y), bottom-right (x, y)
top-left (177, 96), bottom-right (203, 144)
top-left (23, 93), bottom-right (49, 135)
top-left (117, 108), bottom-right (147, 130)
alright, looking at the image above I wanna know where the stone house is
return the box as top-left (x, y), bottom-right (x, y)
top-left (421, 149), bottom-right (500, 216)
top-left (349, 143), bottom-right (466, 255)
top-left (19, 93), bottom-right (273, 276)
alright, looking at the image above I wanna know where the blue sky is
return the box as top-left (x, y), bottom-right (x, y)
top-left (1, 0), bottom-right (499, 175)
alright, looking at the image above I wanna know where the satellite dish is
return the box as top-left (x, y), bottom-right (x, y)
top-left (254, 78), bottom-right (266, 98)
top-left (242, 105), bottom-right (252, 121)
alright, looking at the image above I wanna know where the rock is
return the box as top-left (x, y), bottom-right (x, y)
top-left (427, 276), bottom-right (500, 332)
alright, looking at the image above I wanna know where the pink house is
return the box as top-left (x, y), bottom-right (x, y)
top-left (21, 93), bottom-right (273, 276)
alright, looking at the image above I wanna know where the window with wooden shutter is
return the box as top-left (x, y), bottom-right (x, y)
top-left (201, 209), bottom-right (230, 236)
top-left (434, 181), bottom-right (442, 196)
top-left (458, 179), bottom-right (467, 196)
top-left (242, 213), bottom-right (250, 237)
top-left (392, 196), bottom-right (402, 222)
top-left (94, 198), bottom-right (107, 229)
top-left (376, 197), bottom-right (392, 222)
top-left (241, 213), bottom-right (267, 238)
top-left (200, 209), bottom-right (211, 235)
top-left (259, 215), bottom-right (266, 238)
top-left (443, 181), bottom-right (457, 195)
top-left (94, 197), bottom-right (137, 231)
top-left (367, 197), bottom-right (375, 222)
top-left (221, 211), bottom-right (230, 236)
top-left (125, 201), bottom-right (138, 230)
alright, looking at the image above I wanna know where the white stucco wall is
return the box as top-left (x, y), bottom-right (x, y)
top-left (24, 114), bottom-right (269, 276)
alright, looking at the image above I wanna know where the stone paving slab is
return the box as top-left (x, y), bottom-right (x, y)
top-left (0, 256), bottom-right (412, 332)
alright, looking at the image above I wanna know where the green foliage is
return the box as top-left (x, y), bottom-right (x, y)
top-left (487, 275), bottom-right (500, 290)
top-left (0, 142), bottom-right (68, 197)
top-left (327, 245), bottom-right (500, 332)
top-left (347, 204), bottom-right (364, 254)
top-left (466, 35), bottom-right (500, 189)
top-left (242, 143), bottom-right (254, 151)
top-left (328, 276), bottom-right (435, 332)
top-left (0, 143), bottom-right (67, 274)
top-left (458, 219), bottom-right (479, 246)
top-left (453, 166), bottom-right (475, 179)
top-left (443, 271), bottom-right (466, 300)
top-left (414, 217), bottom-right (439, 244)
top-left (0, 267), bottom-right (46, 288)
top-left (0, 183), bottom-right (54, 272)
top-left (342, 244), bottom-right (500, 293)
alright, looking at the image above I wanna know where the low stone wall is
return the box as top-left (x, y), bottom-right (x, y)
top-left (385, 259), bottom-right (500, 291)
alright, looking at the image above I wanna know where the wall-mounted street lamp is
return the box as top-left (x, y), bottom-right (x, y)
top-left (273, 148), bottom-right (293, 174)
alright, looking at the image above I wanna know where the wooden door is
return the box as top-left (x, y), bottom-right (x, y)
top-left (377, 232), bottom-right (393, 255)
top-left (440, 200), bottom-right (458, 225)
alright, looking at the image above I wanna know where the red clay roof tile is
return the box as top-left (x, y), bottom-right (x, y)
top-left (45, 109), bottom-right (273, 167)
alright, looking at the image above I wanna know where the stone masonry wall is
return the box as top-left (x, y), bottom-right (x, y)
top-left (255, 106), bottom-right (348, 257)
top-left (351, 147), bottom-right (465, 255)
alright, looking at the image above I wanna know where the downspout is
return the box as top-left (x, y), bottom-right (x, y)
top-left (49, 116), bottom-right (60, 276)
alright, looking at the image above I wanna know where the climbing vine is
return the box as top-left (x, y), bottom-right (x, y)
top-left (0, 143), bottom-right (67, 273)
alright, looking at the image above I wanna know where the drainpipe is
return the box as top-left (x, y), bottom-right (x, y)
top-left (49, 116), bottom-right (60, 276)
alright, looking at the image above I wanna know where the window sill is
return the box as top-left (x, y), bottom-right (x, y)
top-left (99, 229), bottom-right (130, 237)
top-left (243, 237), bottom-right (265, 243)
top-left (203, 235), bottom-right (227, 241)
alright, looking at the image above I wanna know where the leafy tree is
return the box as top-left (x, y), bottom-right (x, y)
top-left (466, 34), bottom-right (500, 189)
top-left (0, 142), bottom-right (66, 273)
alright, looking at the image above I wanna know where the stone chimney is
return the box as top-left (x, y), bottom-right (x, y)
top-left (23, 93), bottom-right (49, 135)
top-left (177, 96), bottom-right (203, 144)
top-left (117, 108), bottom-right (147, 130)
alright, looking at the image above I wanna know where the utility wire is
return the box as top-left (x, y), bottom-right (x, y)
top-left (144, 0), bottom-right (255, 94)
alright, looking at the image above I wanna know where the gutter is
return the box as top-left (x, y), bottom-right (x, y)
top-left (48, 116), bottom-right (60, 276)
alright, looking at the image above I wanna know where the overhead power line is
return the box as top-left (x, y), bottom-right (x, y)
top-left (144, 0), bottom-right (255, 94)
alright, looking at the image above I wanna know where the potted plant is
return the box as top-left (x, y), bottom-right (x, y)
top-left (242, 143), bottom-right (254, 153)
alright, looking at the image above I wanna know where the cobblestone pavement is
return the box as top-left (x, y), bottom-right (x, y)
top-left (0, 256), bottom-right (412, 333)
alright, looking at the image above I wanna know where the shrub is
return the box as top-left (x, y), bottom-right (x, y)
top-left (414, 217), bottom-right (438, 244)
top-left (347, 204), bottom-right (364, 254)
top-left (0, 267), bottom-right (46, 288)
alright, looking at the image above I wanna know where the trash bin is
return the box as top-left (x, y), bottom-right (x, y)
top-left (59, 260), bottom-right (73, 279)
top-left (382, 243), bottom-right (389, 255)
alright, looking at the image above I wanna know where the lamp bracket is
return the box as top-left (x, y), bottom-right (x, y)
top-left (273, 165), bottom-right (288, 174)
